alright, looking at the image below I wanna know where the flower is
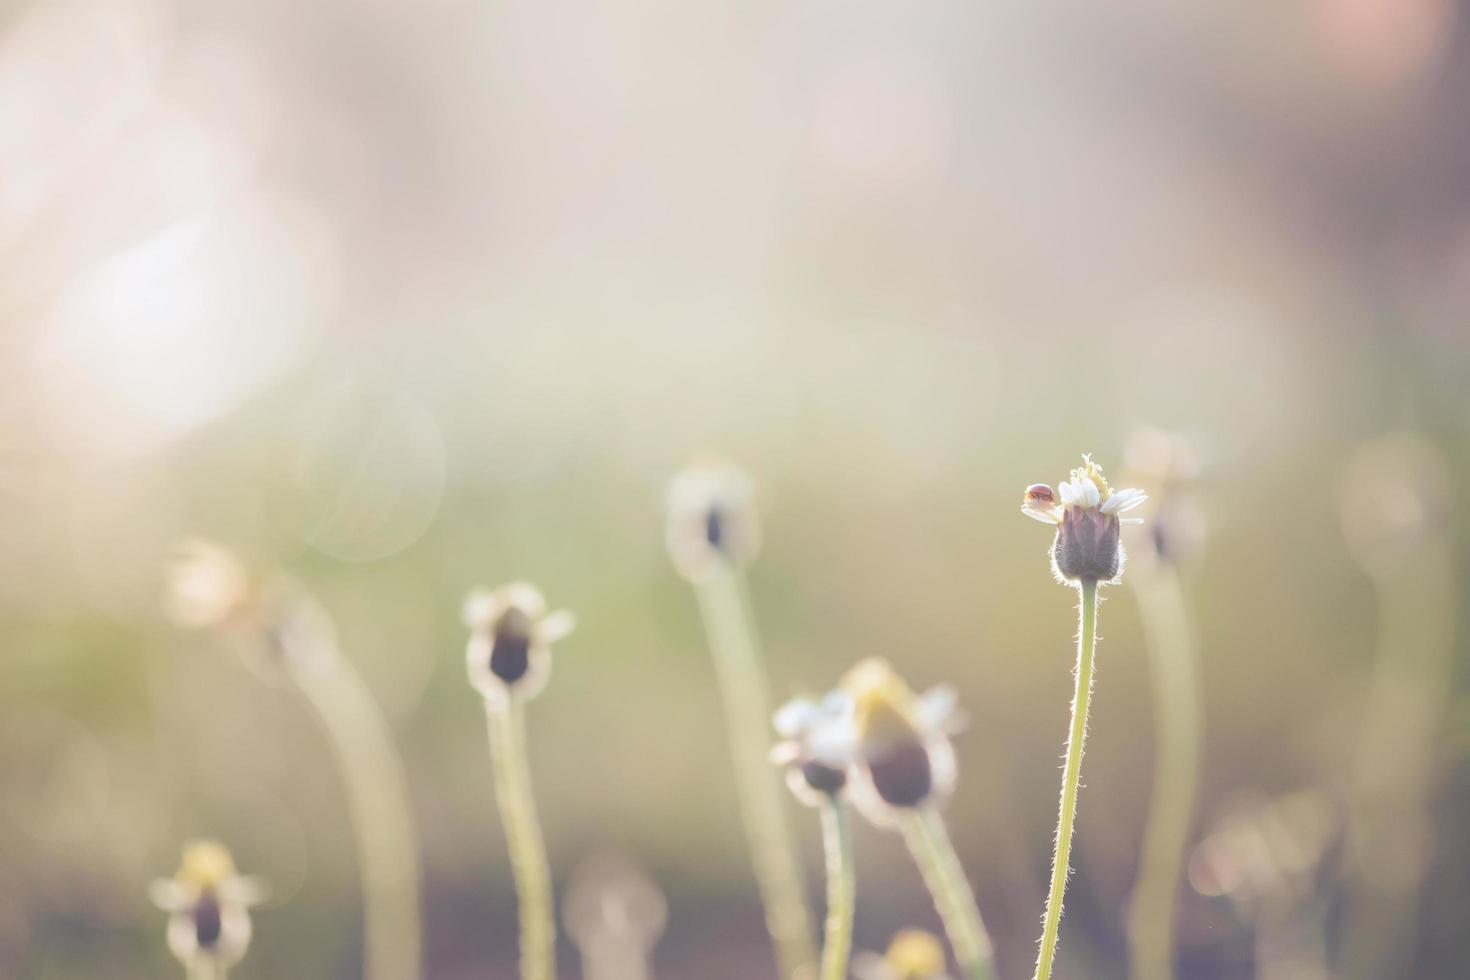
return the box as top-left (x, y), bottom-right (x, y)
top-left (149, 840), bottom-right (265, 973)
top-left (771, 690), bottom-right (858, 805)
top-left (164, 538), bottom-right (337, 676)
top-left (464, 582), bottom-right (575, 705)
top-left (165, 539), bottom-right (257, 630)
top-left (840, 659), bottom-right (964, 826)
top-left (1124, 427), bottom-right (1206, 569)
top-left (853, 929), bottom-right (953, 980)
top-left (1022, 454), bottom-right (1146, 584)
top-left (665, 458), bottom-right (762, 581)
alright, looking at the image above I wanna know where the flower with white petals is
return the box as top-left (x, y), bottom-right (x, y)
top-left (464, 582), bottom-right (575, 705)
top-left (665, 458), bottom-right (762, 581)
top-left (852, 929), bottom-right (954, 980)
top-left (771, 690), bottom-right (858, 805)
top-left (149, 840), bottom-right (265, 974)
top-left (840, 659), bottom-right (965, 826)
top-left (1023, 454), bottom-right (1146, 584)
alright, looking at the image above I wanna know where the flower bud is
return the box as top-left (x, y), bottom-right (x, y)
top-left (666, 459), bottom-right (761, 581)
top-left (1022, 455), bottom-right (1146, 586)
top-left (464, 583), bottom-right (575, 705)
top-left (840, 659), bottom-right (962, 826)
top-left (150, 840), bottom-right (265, 973)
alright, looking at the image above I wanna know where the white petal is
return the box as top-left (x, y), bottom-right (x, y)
top-left (148, 879), bottom-right (193, 912)
top-left (221, 875), bottom-right (269, 907)
top-left (820, 689), bottom-right (854, 719)
top-left (807, 722), bottom-right (857, 767)
top-left (916, 684), bottom-right (958, 733)
top-left (538, 610), bottom-right (576, 644)
top-left (462, 590), bottom-right (504, 629)
top-left (773, 698), bottom-right (818, 737)
top-left (1121, 517), bottom-right (1145, 525)
top-left (1080, 476), bottom-right (1101, 509)
top-left (504, 582), bottom-right (547, 617)
top-left (769, 741), bottom-right (802, 766)
top-left (1021, 503), bottom-right (1062, 524)
top-left (1101, 488), bottom-right (1147, 514)
top-left (1058, 481), bottom-right (1078, 506)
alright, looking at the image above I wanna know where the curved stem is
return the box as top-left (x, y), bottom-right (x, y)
top-left (487, 698), bottom-right (556, 980)
top-left (901, 808), bottom-right (995, 980)
top-left (1034, 579), bottom-right (1099, 980)
top-left (293, 653), bottom-right (424, 980)
top-left (819, 799), bottom-right (855, 980)
top-left (693, 564), bottom-right (818, 979)
top-left (1128, 568), bottom-right (1201, 980)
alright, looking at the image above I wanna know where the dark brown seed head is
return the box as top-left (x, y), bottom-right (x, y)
top-left (1053, 508), bottom-right (1122, 582)
top-left (489, 607), bottom-right (533, 684)
top-left (194, 891), bottom-right (223, 948)
top-left (801, 761), bottom-right (848, 796)
top-left (866, 740), bottom-right (933, 808)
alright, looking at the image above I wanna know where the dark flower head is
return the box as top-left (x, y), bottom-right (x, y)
top-left (666, 459), bottom-right (761, 581)
top-left (1022, 455), bottom-right (1146, 585)
top-left (464, 583), bottom-right (575, 705)
top-left (839, 659), bottom-right (964, 826)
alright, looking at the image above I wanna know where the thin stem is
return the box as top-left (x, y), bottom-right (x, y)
top-left (693, 563), bottom-right (817, 979)
top-left (818, 798), bottom-right (855, 980)
top-left (900, 808), bottom-right (996, 980)
top-left (186, 959), bottom-right (219, 980)
top-left (293, 652), bottom-right (424, 980)
top-left (1034, 579), bottom-right (1099, 980)
top-left (487, 698), bottom-right (556, 980)
top-left (1341, 544), bottom-right (1456, 979)
top-left (1128, 568), bottom-right (1202, 980)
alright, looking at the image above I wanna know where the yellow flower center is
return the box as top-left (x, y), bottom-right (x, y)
top-left (179, 840), bottom-right (237, 890)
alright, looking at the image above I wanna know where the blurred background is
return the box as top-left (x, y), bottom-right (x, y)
top-left (1, 0), bottom-right (1468, 977)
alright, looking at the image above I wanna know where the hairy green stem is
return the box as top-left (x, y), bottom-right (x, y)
top-left (487, 698), bottom-right (556, 980)
top-left (693, 563), bottom-right (817, 979)
top-left (293, 652), bottom-right (423, 980)
top-left (819, 799), bottom-right (855, 980)
top-left (1034, 579), bottom-right (1099, 980)
top-left (901, 808), bottom-right (996, 980)
top-left (1128, 568), bottom-right (1201, 980)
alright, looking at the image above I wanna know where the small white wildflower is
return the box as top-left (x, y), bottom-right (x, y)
top-left (1022, 454), bottom-right (1146, 584)
top-left (464, 582), bottom-right (575, 705)
top-left (771, 689), bottom-right (858, 806)
top-left (149, 840), bottom-right (265, 974)
top-left (840, 659), bottom-right (965, 827)
top-left (665, 458), bottom-right (761, 581)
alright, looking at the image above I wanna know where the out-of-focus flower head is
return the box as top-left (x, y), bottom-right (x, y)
top-left (839, 659), bottom-right (964, 826)
top-left (853, 929), bottom-right (953, 980)
top-left (771, 689), bottom-right (858, 806)
top-left (149, 840), bottom-right (265, 973)
top-left (166, 539), bottom-right (257, 630)
top-left (1022, 454), bottom-right (1146, 584)
top-left (563, 850), bottom-right (668, 961)
top-left (1338, 432), bottom-right (1450, 581)
top-left (1124, 427), bottom-right (1206, 570)
top-left (165, 538), bottom-right (337, 676)
top-left (464, 582), bottom-right (575, 705)
top-left (665, 458), bottom-right (762, 581)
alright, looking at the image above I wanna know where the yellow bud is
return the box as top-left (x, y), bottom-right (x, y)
top-left (886, 929), bottom-right (947, 979)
